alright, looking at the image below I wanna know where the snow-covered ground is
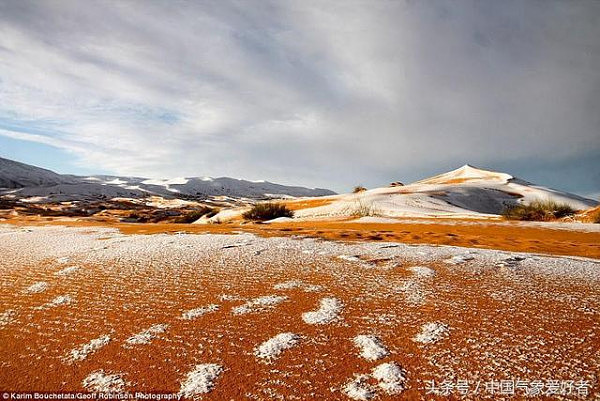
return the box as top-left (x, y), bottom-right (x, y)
top-left (0, 224), bottom-right (598, 398)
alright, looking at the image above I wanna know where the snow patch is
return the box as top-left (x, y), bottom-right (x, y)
top-left (337, 255), bottom-right (361, 262)
top-left (413, 322), bottom-right (449, 344)
top-left (396, 280), bottom-right (426, 306)
top-left (343, 375), bottom-right (375, 400)
top-left (125, 324), bottom-right (168, 346)
top-left (408, 265), bottom-right (435, 278)
top-left (181, 304), bottom-right (219, 320)
top-left (302, 297), bottom-right (343, 325)
top-left (274, 280), bottom-right (322, 292)
top-left (274, 280), bottom-right (303, 290)
top-left (254, 332), bottom-right (301, 361)
top-left (372, 362), bottom-right (407, 394)
top-left (55, 266), bottom-right (79, 276)
top-left (343, 362), bottom-right (407, 399)
top-left (445, 253), bottom-right (475, 265)
top-left (232, 295), bottom-right (288, 315)
top-left (353, 335), bottom-right (389, 361)
top-left (219, 294), bottom-right (243, 301)
top-left (66, 335), bottom-right (111, 363)
top-left (38, 295), bottom-right (73, 309)
top-left (179, 364), bottom-right (223, 397)
top-left (263, 216), bottom-right (294, 223)
top-left (141, 177), bottom-right (189, 186)
top-left (25, 281), bottom-right (48, 294)
top-left (82, 370), bottom-right (126, 393)
top-left (105, 178), bottom-right (128, 185)
top-left (303, 284), bottom-right (323, 292)
top-left (0, 309), bottom-right (17, 327)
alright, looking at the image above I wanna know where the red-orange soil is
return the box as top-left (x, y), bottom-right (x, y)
top-left (0, 224), bottom-right (598, 399)
top-left (3, 216), bottom-right (599, 259)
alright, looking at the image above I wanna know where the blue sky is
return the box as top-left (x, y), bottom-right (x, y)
top-left (0, 0), bottom-right (598, 196)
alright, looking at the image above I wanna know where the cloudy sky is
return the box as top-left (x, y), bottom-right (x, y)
top-left (0, 0), bottom-right (598, 196)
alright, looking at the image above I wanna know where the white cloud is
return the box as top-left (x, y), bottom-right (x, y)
top-left (0, 0), bottom-right (598, 191)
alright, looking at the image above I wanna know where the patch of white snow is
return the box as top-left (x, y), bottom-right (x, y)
top-left (254, 332), bottom-right (301, 361)
top-left (302, 297), bottom-right (343, 325)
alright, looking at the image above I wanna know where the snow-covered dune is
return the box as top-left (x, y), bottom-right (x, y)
top-left (293, 165), bottom-right (596, 219)
top-left (202, 164), bottom-right (596, 223)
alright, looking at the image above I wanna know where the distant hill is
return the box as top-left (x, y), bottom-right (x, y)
top-left (0, 157), bottom-right (336, 201)
top-left (0, 157), bottom-right (76, 189)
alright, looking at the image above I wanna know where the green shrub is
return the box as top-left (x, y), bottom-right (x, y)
top-left (353, 185), bottom-right (367, 193)
top-left (501, 200), bottom-right (576, 221)
top-left (242, 202), bottom-right (294, 221)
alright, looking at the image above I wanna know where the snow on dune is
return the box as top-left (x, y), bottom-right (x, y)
top-left (82, 370), bottom-right (126, 392)
top-left (56, 266), bottom-right (79, 276)
top-left (293, 165), bottom-right (597, 220)
top-left (413, 322), bottom-right (449, 344)
top-left (232, 295), bottom-right (288, 315)
top-left (274, 280), bottom-right (322, 292)
top-left (408, 266), bottom-right (436, 278)
top-left (179, 364), bottom-right (223, 397)
top-left (66, 335), bottom-right (111, 363)
top-left (254, 332), bottom-right (301, 360)
top-left (302, 297), bottom-right (343, 325)
top-left (343, 375), bottom-right (375, 401)
top-left (0, 309), bottom-right (17, 328)
top-left (445, 253), bottom-right (475, 264)
top-left (125, 324), bottom-right (168, 346)
top-left (25, 281), bottom-right (48, 294)
top-left (417, 164), bottom-right (512, 185)
top-left (37, 295), bottom-right (73, 309)
top-left (181, 304), bottom-right (219, 320)
top-left (353, 335), bottom-right (389, 361)
top-left (344, 362), bottom-right (407, 399)
top-left (372, 362), bottom-right (407, 394)
top-left (397, 280), bottom-right (427, 306)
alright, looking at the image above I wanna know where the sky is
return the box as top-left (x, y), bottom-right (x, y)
top-left (0, 0), bottom-right (598, 197)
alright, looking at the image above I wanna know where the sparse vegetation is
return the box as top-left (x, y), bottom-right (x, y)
top-left (353, 185), bottom-right (367, 193)
top-left (350, 197), bottom-right (380, 217)
top-left (501, 200), bottom-right (576, 221)
top-left (174, 206), bottom-right (219, 223)
top-left (242, 202), bottom-right (294, 221)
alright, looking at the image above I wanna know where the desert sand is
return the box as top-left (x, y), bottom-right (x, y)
top-left (0, 224), bottom-right (598, 399)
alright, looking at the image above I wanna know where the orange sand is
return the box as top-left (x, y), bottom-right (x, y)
top-left (3, 216), bottom-right (599, 259)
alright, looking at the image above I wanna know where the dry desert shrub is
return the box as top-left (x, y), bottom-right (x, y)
top-left (242, 202), bottom-right (294, 221)
top-left (502, 200), bottom-right (575, 221)
top-left (175, 206), bottom-right (219, 223)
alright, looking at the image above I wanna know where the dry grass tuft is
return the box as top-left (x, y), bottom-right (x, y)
top-left (502, 200), bottom-right (576, 221)
top-left (242, 202), bottom-right (294, 221)
top-left (174, 207), bottom-right (219, 223)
